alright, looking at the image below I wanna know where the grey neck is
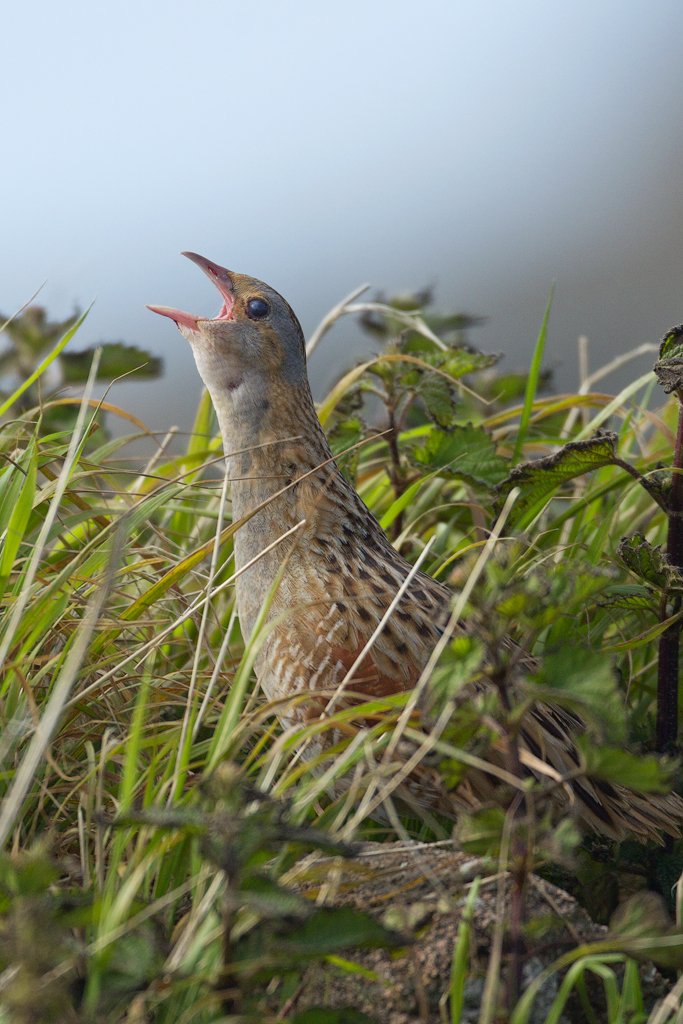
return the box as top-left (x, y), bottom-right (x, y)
top-left (206, 375), bottom-right (338, 638)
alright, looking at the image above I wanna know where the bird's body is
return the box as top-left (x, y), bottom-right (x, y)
top-left (149, 253), bottom-right (683, 842)
top-left (212, 380), bottom-right (449, 725)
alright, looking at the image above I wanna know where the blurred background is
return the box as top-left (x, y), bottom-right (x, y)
top-left (3, 0), bottom-right (683, 438)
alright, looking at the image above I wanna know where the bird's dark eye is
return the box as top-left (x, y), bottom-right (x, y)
top-left (246, 297), bottom-right (270, 320)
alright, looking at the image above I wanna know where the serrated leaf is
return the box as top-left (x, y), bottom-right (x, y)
top-left (429, 634), bottom-right (486, 707)
top-left (497, 431), bottom-right (619, 522)
top-left (455, 806), bottom-right (506, 856)
top-left (61, 342), bottom-right (162, 382)
top-left (654, 323), bottom-right (683, 393)
top-left (236, 906), bottom-right (406, 965)
top-left (280, 906), bottom-right (405, 955)
top-left (617, 533), bottom-right (683, 591)
top-left (328, 416), bottom-right (365, 466)
top-left (402, 340), bottom-right (498, 376)
top-left (327, 413), bottom-right (367, 487)
top-left (240, 874), bottom-right (310, 919)
top-left (531, 647), bottom-right (625, 740)
top-left (576, 739), bottom-right (678, 793)
top-left (410, 423), bottom-right (508, 487)
top-left (411, 372), bottom-right (459, 428)
top-left (598, 584), bottom-right (658, 611)
top-left (0, 848), bottom-right (59, 895)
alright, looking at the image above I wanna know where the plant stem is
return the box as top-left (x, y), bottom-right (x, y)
top-left (656, 394), bottom-right (683, 753)
top-left (493, 662), bottom-right (529, 1011)
top-left (386, 404), bottom-right (407, 538)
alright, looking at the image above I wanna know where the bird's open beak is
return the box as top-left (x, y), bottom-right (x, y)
top-left (147, 251), bottom-right (236, 330)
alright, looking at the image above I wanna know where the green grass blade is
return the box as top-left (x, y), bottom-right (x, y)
top-left (0, 306), bottom-right (91, 417)
top-left (512, 284), bottom-right (554, 463)
top-left (450, 875), bottom-right (480, 1023)
top-left (0, 434), bottom-right (37, 581)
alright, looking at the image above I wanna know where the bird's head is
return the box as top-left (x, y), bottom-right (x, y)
top-left (148, 252), bottom-right (308, 400)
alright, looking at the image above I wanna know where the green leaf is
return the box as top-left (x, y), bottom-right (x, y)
top-left (654, 323), bottom-right (683, 393)
top-left (97, 923), bottom-right (166, 1000)
top-left (440, 347), bottom-right (498, 374)
top-left (240, 874), bottom-right (310, 919)
top-left (401, 339), bottom-right (498, 377)
top-left (455, 806), bottom-right (506, 856)
top-left (410, 423), bottom-right (508, 487)
top-left (429, 635), bottom-right (486, 707)
top-left (236, 906), bottom-right (406, 966)
top-left (576, 740), bottom-right (678, 794)
top-left (0, 847), bottom-right (59, 896)
top-left (61, 342), bottom-right (162, 382)
top-left (278, 906), bottom-right (405, 955)
top-left (328, 415), bottom-right (366, 482)
top-left (598, 584), bottom-right (658, 612)
top-left (498, 431), bottom-right (619, 523)
top-left (530, 647), bottom-right (625, 740)
top-left (411, 372), bottom-right (459, 428)
top-left (617, 533), bottom-right (683, 590)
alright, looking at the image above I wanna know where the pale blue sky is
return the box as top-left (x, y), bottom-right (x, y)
top-left (3, 1), bottom-right (683, 430)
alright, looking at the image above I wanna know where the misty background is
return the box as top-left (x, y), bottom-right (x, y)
top-left (3, 0), bottom-right (683, 438)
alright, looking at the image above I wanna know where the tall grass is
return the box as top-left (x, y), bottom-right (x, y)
top-left (0, 296), bottom-right (681, 1022)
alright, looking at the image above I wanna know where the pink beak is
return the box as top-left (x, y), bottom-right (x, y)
top-left (147, 251), bottom-right (236, 330)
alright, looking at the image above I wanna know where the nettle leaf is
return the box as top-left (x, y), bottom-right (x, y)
top-left (617, 533), bottom-right (683, 590)
top-left (429, 634), bottom-right (486, 705)
top-left (610, 892), bottom-right (683, 970)
top-left (500, 568), bottom-right (614, 637)
top-left (98, 923), bottom-right (166, 999)
top-left (427, 311), bottom-right (486, 337)
top-left (497, 431), bottom-right (619, 522)
top-left (654, 323), bottom-right (683, 393)
top-left (0, 848), bottom-right (60, 896)
top-left (598, 583), bottom-right (658, 612)
top-left (530, 647), bottom-right (625, 741)
top-left (61, 342), bottom-right (162, 382)
top-left (280, 906), bottom-right (405, 955)
top-left (239, 874), bottom-right (310, 919)
top-left (410, 423), bottom-right (508, 487)
top-left (236, 906), bottom-right (406, 968)
top-left (401, 339), bottom-right (499, 377)
top-left (442, 347), bottom-right (500, 375)
top-left (328, 416), bottom-right (366, 482)
top-left (576, 739), bottom-right (678, 793)
top-left (410, 373), bottom-right (459, 428)
top-left (455, 806), bottom-right (506, 856)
